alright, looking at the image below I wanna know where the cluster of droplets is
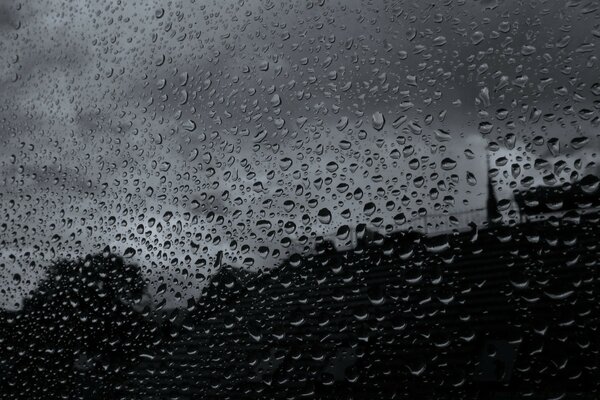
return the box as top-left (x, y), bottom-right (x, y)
top-left (0, 1), bottom-right (598, 396)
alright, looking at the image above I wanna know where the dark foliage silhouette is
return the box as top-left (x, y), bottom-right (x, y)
top-left (0, 253), bottom-right (157, 399)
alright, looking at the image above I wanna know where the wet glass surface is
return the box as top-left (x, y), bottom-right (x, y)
top-left (0, 0), bottom-right (599, 398)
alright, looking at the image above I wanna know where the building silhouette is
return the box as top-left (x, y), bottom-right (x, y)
top-left (486, 154), bottom-right (502, 227)
top-left (117, 172), bottom-right (600, 399)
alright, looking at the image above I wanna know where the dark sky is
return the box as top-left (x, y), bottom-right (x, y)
top-left (0, 0), bottom-right (598, 309)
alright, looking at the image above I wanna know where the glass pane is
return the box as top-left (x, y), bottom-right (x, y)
top-left (1, 0), bottom-right (599, 398)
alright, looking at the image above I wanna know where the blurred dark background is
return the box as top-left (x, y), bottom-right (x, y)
top-left (1, 181), bottom-right (599, 399)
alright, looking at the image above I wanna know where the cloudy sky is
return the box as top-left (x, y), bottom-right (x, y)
top-left (0, 0), bottom-right (598, 309)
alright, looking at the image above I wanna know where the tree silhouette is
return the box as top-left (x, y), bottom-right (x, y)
top-left (0, 253), bottom-right (157, 399)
